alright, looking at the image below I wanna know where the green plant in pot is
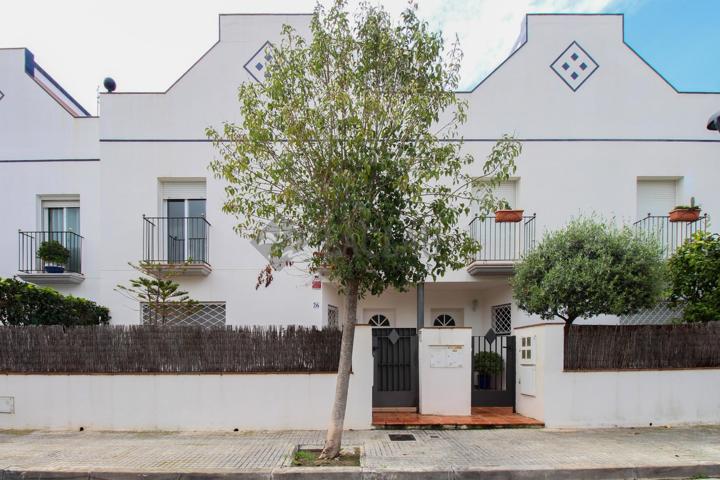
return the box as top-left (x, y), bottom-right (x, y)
top-left (495, 199), bottom-right (524, 223)
top-left (37, 240), bottom-right (70, 273)
top-left (669, 197), bottom-right (702, 223)
top-left (474, 350), bottom-right (504, 389)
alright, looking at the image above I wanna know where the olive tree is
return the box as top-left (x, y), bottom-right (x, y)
top-left (668, 231), bottom-right (720, 323)
top-left (512, 218), bottom-right (665, 325)
top-left (207, 0), bottom-right (520, 458)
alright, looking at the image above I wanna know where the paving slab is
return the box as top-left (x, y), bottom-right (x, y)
top-left (0, 426), bottom-right (719, 479)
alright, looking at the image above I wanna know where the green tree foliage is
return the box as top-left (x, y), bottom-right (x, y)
top-left (115, 262), bottom-right (197, 325)
top-left (668, 231), bottom-right (720, 323)
top-left (512, 218), bottom-right (665, 324)
top-left (0, 277), bottom-right (110, 326)
top-left (207, 0), bottom-right (520, 458)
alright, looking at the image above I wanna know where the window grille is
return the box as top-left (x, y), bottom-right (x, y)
top-left (327, 305), bottom-right (339, 329)
top-left (492, 304), bottom-right (512, 335)
top-left (141, 302), bottom-right (226, 328)
top-left (368, 314), bottom-right (390, 327)
top-left (619, 302), bottom-right (681, 325)
top-left (433, 314), bottom-right (456, 327)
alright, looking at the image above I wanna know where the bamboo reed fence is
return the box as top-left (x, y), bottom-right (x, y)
top-left (0, 325), bottom-right (342, 373)
top-left (564, 322), bottom-right (720, 370)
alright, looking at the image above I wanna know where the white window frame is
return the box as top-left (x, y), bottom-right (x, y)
top-left (37, 195), bottom-right (80, 232)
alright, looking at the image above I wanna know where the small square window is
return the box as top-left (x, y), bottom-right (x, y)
top-left (491, 304), bottom-right (511, 335)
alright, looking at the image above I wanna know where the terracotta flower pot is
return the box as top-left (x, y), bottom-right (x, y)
top-left (669, 208), bottom-right (701, 223)
top-left (495, 209), bottom-right (524, 223)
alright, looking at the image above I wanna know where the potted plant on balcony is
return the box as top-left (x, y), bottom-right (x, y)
top-left (495, 200), bottom-right (524, 223)
top-left (37, 240), bottom-right (70, 273)
top-left (669, 199), bottom-right (701, 223)
top-left (474, 350), bottom-right (504, 389)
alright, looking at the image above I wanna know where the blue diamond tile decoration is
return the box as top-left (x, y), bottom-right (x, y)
top-left (244, 41), bottom-right (274, 83)
top-left (550, 41), bottom-right (599, 92)
top-left (0, 90), bottom-right (4, 101)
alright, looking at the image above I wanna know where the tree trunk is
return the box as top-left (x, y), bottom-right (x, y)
top-left (320, 279), bottom-right (359, 459)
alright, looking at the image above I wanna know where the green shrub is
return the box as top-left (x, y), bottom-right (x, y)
top-left (474, 351), bottom-right (504, 375)
top-left (512, 218), bottom-right (665, 324)
top-left (668, 231), bottom-right (720, 323)
top-left (37, 240), bottom-right (71, 264)
top-left (0, 278), bottom-right (110, 326)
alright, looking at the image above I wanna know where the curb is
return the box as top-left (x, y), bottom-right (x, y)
top-left (3, 464), bottom-right (720, 480)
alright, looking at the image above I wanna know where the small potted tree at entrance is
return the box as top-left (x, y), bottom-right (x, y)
top-left (474, 351), bottom-right (504, 389)
top-left (495, 200), bottom-right (524, 223)
top-left (37, 240), bottom-right (70, 273)
top-left (669, 198), bottom-right (702, 223)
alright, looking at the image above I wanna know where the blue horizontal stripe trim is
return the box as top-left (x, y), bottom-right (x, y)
top-left (0, 158), bottom-right (100, 163)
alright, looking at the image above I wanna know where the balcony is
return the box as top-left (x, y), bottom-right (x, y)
top-left (142, 216), bottom-right (212, 276)
top-left (17, 231), bottom-right (84, 284)
top-left (467, 214), bottom-right (536, 275)
top-left (634, 213), bottom-right (709, 259)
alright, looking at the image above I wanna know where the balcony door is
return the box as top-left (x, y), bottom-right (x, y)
top-left (637, 180), bottom-right (676, 219)
top-left (166, 198), bottom-right (207, 263)
top-left (474, 181), bottom-right (518, 261)
top-left (42, 200), bottom-right (80, 272)
top-left (637, 180), bottom-right (678, 256)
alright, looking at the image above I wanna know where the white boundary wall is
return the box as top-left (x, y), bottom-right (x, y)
top-left (515, 323), bottom-right (720, 428)
top-left (0, 327), bottom-right (373, 431)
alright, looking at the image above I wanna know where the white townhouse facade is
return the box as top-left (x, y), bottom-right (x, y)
top-left (1, 13), bottom-right (719, 336)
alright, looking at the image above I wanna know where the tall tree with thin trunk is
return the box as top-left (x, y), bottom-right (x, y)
top-left (207, 0), bottom-right (520, 459)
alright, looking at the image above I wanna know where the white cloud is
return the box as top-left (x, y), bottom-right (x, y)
top-left (0, 0), bottom-right (638, 113)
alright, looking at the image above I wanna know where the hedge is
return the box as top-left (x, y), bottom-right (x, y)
top-left (0, 278), bottom-right (110, 326)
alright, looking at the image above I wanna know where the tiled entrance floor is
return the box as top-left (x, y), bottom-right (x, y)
top-left (372, 406), bottom-right (544, 428)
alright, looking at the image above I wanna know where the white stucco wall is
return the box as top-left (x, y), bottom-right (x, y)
top-left (0, 48), bottom-right (101, 300)
top-left (515, 323), bottom-right (720, 428)
top-left (1, 13), bottom-right (718, 328)
top-left (0, 326), bottom-right (373, 431)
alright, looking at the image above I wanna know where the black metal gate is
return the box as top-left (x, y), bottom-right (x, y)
top-left (372, 328), bottom-right (418, 408)
top-left (471, 332), bottom-right (516, 409)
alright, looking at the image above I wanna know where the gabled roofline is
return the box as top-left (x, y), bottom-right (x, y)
top-left (98, 11), bottom-right (719, 97)
top-left (23, 49), bottom-right (93, 116)
top-left (100, 13), bottom-right (313, 96)
top-left (459, 13), bottom-right (719, 95)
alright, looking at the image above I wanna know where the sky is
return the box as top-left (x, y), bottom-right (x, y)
top-left (1, 0), bottom-right (718, 115)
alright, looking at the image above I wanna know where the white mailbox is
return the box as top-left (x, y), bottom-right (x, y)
top-left (429, 345), bottom-right (464, 368)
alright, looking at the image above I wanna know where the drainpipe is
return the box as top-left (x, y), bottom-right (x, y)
top-left (417, 283), bottom-right (425, 331)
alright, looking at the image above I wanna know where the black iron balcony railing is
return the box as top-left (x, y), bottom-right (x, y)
top-left (142, 216), bottom-right (211, 265)
top-left (634, 213), bottom-right (709, 258)
top-left (468, 214), bottom-right (536, 262)
top-left (18, 230), bottom-right (83, 274)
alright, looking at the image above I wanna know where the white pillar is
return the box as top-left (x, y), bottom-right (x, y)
top-left (418, 327), bottom-right (472, 416)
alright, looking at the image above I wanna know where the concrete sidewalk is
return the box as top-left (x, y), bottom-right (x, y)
top-left (1, 426), bottom-right (719, 479)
